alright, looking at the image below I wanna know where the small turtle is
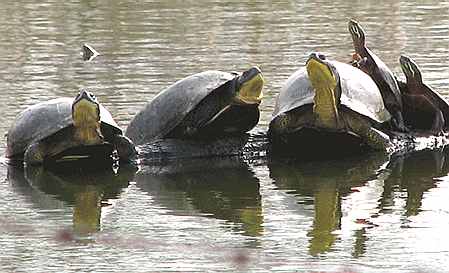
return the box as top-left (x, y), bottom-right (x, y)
top-left (6, 90), bottom-right (137, 165)
top-left (269, 52), bottom-right (391, 151)
top-left (348, 19), bottom-right (407, 132)
top-left (125, 67), bottom-right (264, 145)
top-left (398, 55), bottom-right (449, 134)
top-left (82, 43), bottom-right (100, 62)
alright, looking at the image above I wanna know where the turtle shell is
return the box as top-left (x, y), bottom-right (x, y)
top-left (398, 79), bottom-right (449, 127)
top-left (420, 86), bottom-right (449, 123)
top-left (6, 97), bottom-right (121, 158)
top-left (125, 70), bottom-right (236, 145)
top-left (368, 48), bottom-right (403, 109)
top-left (272, 61), bottom-right (391, 124)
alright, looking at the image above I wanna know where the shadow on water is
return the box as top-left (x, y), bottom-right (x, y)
top-left (268, 146), bottom-right (449, 257)
top-left (136, 157), bottom-right (263, 242)
top-left (7, 162), bottom-right (137, 238)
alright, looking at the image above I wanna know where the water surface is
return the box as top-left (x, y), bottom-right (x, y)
top-left (1, 1), bottom-right (449, 272)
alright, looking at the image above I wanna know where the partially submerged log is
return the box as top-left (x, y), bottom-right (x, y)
top-left (136, 129), bottom-right (449, 164)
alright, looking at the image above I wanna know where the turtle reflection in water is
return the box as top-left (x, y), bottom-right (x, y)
top-left (268, 152), bottom-right (389, 256)
top-left (268, 146), bottom-right (448, 256)
top-left (382, 147), bottom-right (449, 217)
top-left (7, 163), bottom-right (136, 236)
top-left (126, 67), bottom-right (264, 145)
top-left (269, 52), bottom-right (392, 156)
top-left (136, 157), bottom-right (263, 238)
top-left (5, 90), bottom-right (137, 165)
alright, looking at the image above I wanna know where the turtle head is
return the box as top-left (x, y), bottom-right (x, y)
top-left (306, 52), bottom-right (341, 128)
top-left (72, 90), bottom-right (103, 144)
top-left (399, 55), bottom-right (423, 84)
top-left (82, 43), bottom-right (100, 62)
top-left (234, 66), bottom-right (264, 105)
top-left (348, 20), bottom-right (366, 52)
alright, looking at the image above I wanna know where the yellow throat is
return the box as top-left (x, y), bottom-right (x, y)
top-left (72, 98), bottom-right (103, 144)
top-left (306, 58), bottom-right (340, 128)
top-left (235, 73), bottom-right (265, 105)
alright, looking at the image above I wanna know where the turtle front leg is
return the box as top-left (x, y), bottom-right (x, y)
top-left (405, 94), bottom-right (444, 135)
top-left (112, 135), bottom-right (138, 164)
top-left (343, 113), bottom-right (392, 151)
top-left (363, 127), bottom-right (392, 151)
top-left (350, 54), bottom-right (370, 74)
top-left (24, 142), bottom-right (46, 165)
top-left (269, 108), bottom-right (314, 135)
top-left (391, 109), bottom-right (408, 133)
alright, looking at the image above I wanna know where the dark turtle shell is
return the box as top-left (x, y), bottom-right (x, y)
top-left (6, 98), bottom-right (121, 158)
top-left (272, 61), bottom-right (391, 124)
top-left (398, 79), bottom-right (449, 123)
top-left (368, 49), bottom-right (403, 109)
top-left (420, 88), bottom-right (449, 126)
top-left (125, 70), bottom-right (236, 145)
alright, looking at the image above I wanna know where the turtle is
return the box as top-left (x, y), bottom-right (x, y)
top-left (125, 66), bottom-right (264, 145)
top-left (398, 55), bottom-right (449, 134)
top-left (82, 43), bottom-right (100, 62)
top-left (269, 52), bottom-right (392, 151)
top-left (5, 90), bottom-right (137, 165)
top-left (348, 19), bottom-right (407, 132)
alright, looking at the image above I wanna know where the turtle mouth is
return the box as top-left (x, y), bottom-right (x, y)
top-left (306, 53), bottom-right (340, 128)
top-left (72, 91), bottom-right (102, 144)
top-left (234, 67), bottom-right (264, 105)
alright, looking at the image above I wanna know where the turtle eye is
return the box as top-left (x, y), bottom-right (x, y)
top-left (89, 93), bottom-right (96, 99)
top-left (317, 53), bottom-right (326, 61)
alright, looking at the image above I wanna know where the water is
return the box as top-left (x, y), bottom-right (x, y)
top-left (1, 0), bottom-right (449, 272)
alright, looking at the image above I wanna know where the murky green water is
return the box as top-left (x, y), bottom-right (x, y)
top-left (1, 1), bottom-right (449, 272)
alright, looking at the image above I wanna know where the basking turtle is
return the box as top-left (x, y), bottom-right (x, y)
top-left (398, 55), bottom-right (449, 134)
top-left (6, 90), bottom-right (137, 165)
top-left (269, 52), bottom-right (391, 151)
top-left (125, 67), bottom-right (264, 145)
top-left (348, 19), bottom-right (407, 132)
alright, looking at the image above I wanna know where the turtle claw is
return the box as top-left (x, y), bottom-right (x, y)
top-left (24, 142), bottom-right (45, 165)
top-left (269, 113), bottom-right (290, 134)
top-left (430, 127), bottom-right (444, 137)
top-left (365, 127), bottom-right (392, 152)
top-left (395, 124), bottom-right (409, 134)
top-left (389, 111), bottom-right (409, 133)
top-left (396, 123), bottom-right (410, 133)
top-left (113, 135), bottom-right (138, 164)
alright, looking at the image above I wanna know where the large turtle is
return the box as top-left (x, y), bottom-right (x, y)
top-left (348, 19), bottom-right (407, 132)
top-left (269, 52), bottom-right (392, 152)
top-left (125, 67), bottom-right (264, 145)
top-left (6, 90), bottom-right (137, 165)
top-left (398, 55), bottom-right (449, 134)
